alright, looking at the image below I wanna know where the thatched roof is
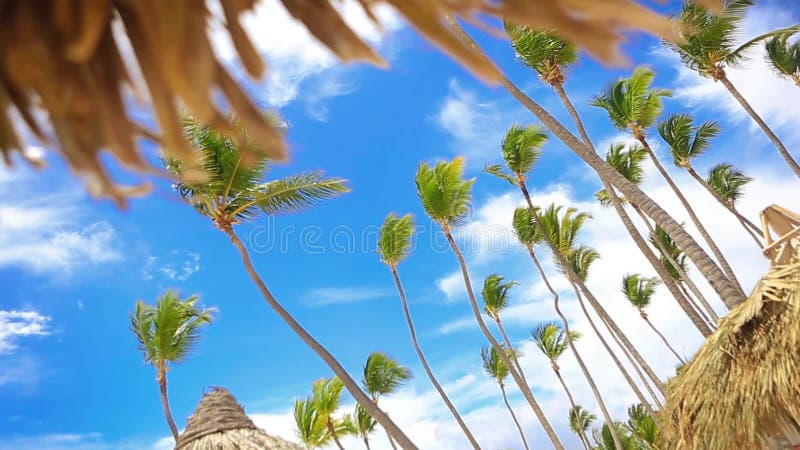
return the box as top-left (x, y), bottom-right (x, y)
top-left (660, 261), bottom-right (800, 449)
top-left (176, 387), bottom-right (303, 450)
top-left (0, 0), bottom-right (721, 205)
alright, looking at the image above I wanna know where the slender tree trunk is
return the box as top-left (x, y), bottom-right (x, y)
top-left (677, 283), bottom-right (715, 330)
top-left (385, 428), bottom-right (398, 450)
top-left (445, 16), bottom-right (746, 309)
top-left (640, 311), bottom-right (686, 364)
top-left (327, 418), bottom-right (346, 450)
top-left (719, 74), bottom-right (800, 179)
top-left (442, 228), bottom-right (565, 450)
top-left (157, 367), bottom-right (180, 442)
top-left (363, 436), bottom-right (372, 450)
top-left (554, 81), bottom-right (713, 337)
top-left (552, 370), bottom-right (590, 450)
top-left (224, 229), bottom-right (417, 450)
top-left (687, 166), bottom-right (763, 248)
top-left (390, 268), bottom-right (481, 449)
top-left (499, 382), bottom-right (530, 450)
top-left (638, 137), bottom-right (745, 297)
top-left (495, 318), bottom-right (526, 382)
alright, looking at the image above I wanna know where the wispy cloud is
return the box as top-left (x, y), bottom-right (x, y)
top-left (305, 286), bottom-right (391, 306)
top-left (0, 310), bottom-right (51, 355)
top-left (142, 251), bottom-right (202, 283)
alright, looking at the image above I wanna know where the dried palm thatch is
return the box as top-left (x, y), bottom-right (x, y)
top-left (660, 205), bottom-right (800, 450)
top-left (0, 0), bottom-right (722, 205)
top-left (176, 387), bottom-right (303, 450)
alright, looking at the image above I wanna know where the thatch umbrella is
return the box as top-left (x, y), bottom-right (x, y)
top-left (660, 205), bottom-right (800, 449)
top-left (0, 0), bottom-right (721, 205)
top-left (176, 387), bottom-right (303, 450)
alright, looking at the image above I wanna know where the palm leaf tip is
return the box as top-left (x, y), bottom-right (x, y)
top-left (255, 172), bottom-right (350, 216)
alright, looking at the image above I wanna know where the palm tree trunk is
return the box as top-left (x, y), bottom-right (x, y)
top-left (553, 81), bottom-right (713, 337)
top-left (638, 137), bottom-right (745, 297)
top-left (495, 318), bottom-right (526, 382)
top-left (445, 16), bottom-right (746, 309)
top-left (327, 418), bottom-right (346, 450)
top-left (677, 283), bottom-right (715, 330)
top-left (552, 371), bottom-right (590, 450)
top-left (363, 436), bottom-right (372, 450)
top-left (223, 229), bottom-right (418, 450)
top-left (157, 367), bottom-right (180, 442)
top-left (640, 311), bottom-right (686, 364)
top-left (442, 228), bottom-right (565, 450)
top-left (686, 166), bottom-right (763, 247)
top-left (499, 382), bottom-right (530, 450)
top-left (719, 74), bottom-right (800, 179)
top-left (385, 429), bottom-right (398, 450)
top-left (390, 268), bottom-right (481, 449)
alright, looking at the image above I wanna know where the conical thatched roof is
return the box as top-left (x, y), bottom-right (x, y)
top-left (176, 388), bottom-right (303, 450)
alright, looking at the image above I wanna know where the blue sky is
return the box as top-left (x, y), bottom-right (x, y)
top-left (2, 1), bottom-right (800, 449)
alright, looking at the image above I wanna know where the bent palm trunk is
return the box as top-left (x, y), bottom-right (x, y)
top-left (224, 229), bottom-right (417, 450)
top-left (327, 418), bottom-right (345, 450)
top-left (157, 368), bottom-right (180, 442)
top-left (499, 382), bottom-right (530, 450)
top-left (640, 311), bottom-right (686, 364)
top-left (390, 268), bottom-right (481, 449)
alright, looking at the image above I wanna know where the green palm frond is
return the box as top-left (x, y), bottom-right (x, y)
top-left (481, 273), bottom-right (518, 318)
top-left (592, 66), bottom-right (671, 132)
top-left (353, 404), bottom-right (377, 440)
top-left (312, 377), bottom-right (345, 418)
top-left (729, 25), bottom-right (800, 67)
top-left (627, 404), bottom-right (659, 446)
top-left (415, 157), bottom-right (474, 228)
top-left (377, 213), bottom-right (416, 267)
top-left (335, 414), bottom-right (357, 437)
top-left (501, 124), bottom-right (548, 176)
top-left (605, 142), bottom-right (648, 185)
top-left (569, 405), bottom-right (596, 435)
top-left (531, 322), bottom-right (579, 362)
top-left (706, 163), bottom-right (752, 204)
top-left (765, 33), bottom-right (800, 82)
top-left (650, 226), bottom-right (688, 281)
top-left (512, 206), bottom-right (543, 247)
top-left (480, 345), bottom-right (515, 383)
top-left (362, 352), bottom-right (411, 398)
top-left (294, 397), bottom-right (330, 449)
top-left (251, 172), bottom-right (350, 216)
top-left (622, 274), bottom-right (660, 310)
top-left (593, 422), bottom-right (638, 450)
top-left (659, 113), bottom-right (722, 167)
top-left (536, 203), bottom-right (592, 255)
top-left (566, 245), bottom-right (600, 282)
top-left (505, 23), bottom-right (577, 81)
top-left (484, 164), bottom-right (517, 186)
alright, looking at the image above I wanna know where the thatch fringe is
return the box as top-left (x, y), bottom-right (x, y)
top-left (660, 262), bottom-right (800, 449)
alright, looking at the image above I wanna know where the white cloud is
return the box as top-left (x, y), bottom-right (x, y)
top-left (306, 286), bottom-right (391, 306)
top-left (0, 310), bottom-right (51, 355)
top-left (142, 251), bottom-right (202, 283)
top-left (436, 270), bottom-right (465, 302)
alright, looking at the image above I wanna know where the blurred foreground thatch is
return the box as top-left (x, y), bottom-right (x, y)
top-left (176, 387), bottom-right (303, 450)
top-left (661, 205), bottom-right (800, 449)
top-left (0, 0), bottom-right (721, 205)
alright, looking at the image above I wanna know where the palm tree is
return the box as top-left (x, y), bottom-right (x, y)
top-left (480, 346), bottom-right (529, 450)
top-left (362, 352), bottom-right (411, 450)
top-left (668, 0), bottom-right (800, 178)
top-left (707, 163), bottom-right (762, 239)
top-left (377, 214), bottom-right (480, 448)
top-left (312, 377), bottom-right (347, 450)
top-left (415, 156), bottom-right (565, 449)
top-left (593, 66), bottom-right (745, 298)
top-left (481, 273), bottom-right (523, 373)
top-left (447, 17), bottom-right (746, 309)
top-left (627, 404), bottom-right (659, 448)
top-left (351, 404), bottom-right (377, 450)
top-left (657, 113), bottom-right (762, 247)
top-left (130, 290), bottom-right (212, 441)
top-left (294, 397), bottom-right (330, 450)
top-left (569, 405), bottom-right (597, 450)
top-left (592, 423), bottom-right (639, 450)
top-left (765, 32), bottom-right (800, 86)
top-left (167, 118), bottom-right (416, 449)
top-left (621, 274), bottom-right (686, 364)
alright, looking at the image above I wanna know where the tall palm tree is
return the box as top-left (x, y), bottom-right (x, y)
top-left (657, 113), bottom-right (762, 246)
top-left (362, 352), bottom-right (411, 450)
top-left (312, 377), bottom-right (347, 450)
top-left (621, 274), bottom-right (686, 364)
top-left (130, 290), bottom-right (212, 441)
top-left (447, 16), bottom-right (746, 309)
top-left (668, 0), bottom-right (800, 178)
top-left (167, 118), bottom-right (416, 449)
top-left (592, 66), bottom-right (745, 297)
top-left (569, 405), bottom-right (596, 450)
top-left (351, 404), bottom-right (377, 450)
top-left (481, 273), bottom-right (524, 374)
top-left (707, 163), bottom-right (761, 240)
top-left (415, 156), bottom-right (565, 449)
top-left (377, 214), bottom-right (480, 448)
top-left (481, 346), bottom-right (529, 450)
top-left (765, 32), bottom-right (800, 86)
top-left (294, 397), bottom-right (330, 450)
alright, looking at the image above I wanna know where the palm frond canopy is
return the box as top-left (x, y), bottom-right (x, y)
top-left (706, 163), bottom-right (752, 204)
top-left (627, 404), bottom-right (659, 446)
top-left (531, 322), bottom-right (579, 362)
top-left (500, 124), bottom-right (548, 177)
top-left (592, 66), bottom-right (672, 135)
top-left (657, 113), bottom-right (720, 167)
top-left (765, 32), bottom-right (800, 84)
top-left (311, 377), bottom-right (345, 418)
top-left (512, 206), bottom-right (543, 247)
top-left (362, 352), bottom-right (411, 398)
top-left (566, 244), bottom-right (600, 282)
top-left (481, 273), bottom-right (518, 318)
top-left (378, 213), bottom-right (416, 267)
top-left (480, 345), bottom-right (513, 383)
top-left (505, 25), bottom-right (577, 84)
top-left (415, 157), bottom-right (474, 228)
top-left (661, 262), bottom-right (800, 449)
top-left (294, 397), bottom-right (331, 449)
top-left (650, 225), bottom-right (689, 281)
top-left (535, 203), bottom-right (592, 255)
top-left (622, 273), bottom-right (660, 309)
top-left (353, 404), bottom-right (377, 438)
top-left (1, 0), bottom-right (715, 204)
top-left (569, 405), bottom-right (597, 434)
top-left (177, 387), bottom-right (303, 450)
top-left (595, 142), bottom-right (647, 205)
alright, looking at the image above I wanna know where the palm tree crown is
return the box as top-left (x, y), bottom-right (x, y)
top-left (130, 290), bottom-right (213, 367)
top-left (512, 206), bottom-right (543, 247)
top-left (657, 113), bottom-right (720, 168)
top-left (621, 274), bottom-right (660, 310)
top-left (481, 274), bottom-right (518, 319)
top-left (294, 397), bottom-right (330, 449)
top-left (415, 157), bottom-right (474, 229)
top-left (531, 322), bottom-right (579, 368)
top-left (535, 204), bottom-right (592, 255)
top-left (765, 32), bottom-right (800, 85)
top-left (595, 143), bottom-right (648, 205)
top-left (486, 124), bottom-right (548, 184)
top-left (591, 66), bottom-right (672, 138)
top-left (362, 352), bottom-right (412, 400)
top-left (650, 226), bottom-right (689, 281)
top-left (378, 214), bottom-right (415, 268)
top-left (569, 405), bottom-right (596, 437)
top-left (505, 24), bottom-right (577, 85)
top-left (706, 163), bottom-right (752, 205)
top-left (566, 245), bottom-right (601, 283)
top-left (480, 345), bottom-right (512, 384)
top-left (352, 404), bottom-right (377, 443)
top-left (312, 377), bottom-right (345, 419)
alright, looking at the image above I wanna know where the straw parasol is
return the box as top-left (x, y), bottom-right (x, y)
top-left (0, 0), bottom-right (722, 205)
top-left (176, 387), bottom-right (303, 450)
top-left (660, 205), bottom-right (800, 449)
